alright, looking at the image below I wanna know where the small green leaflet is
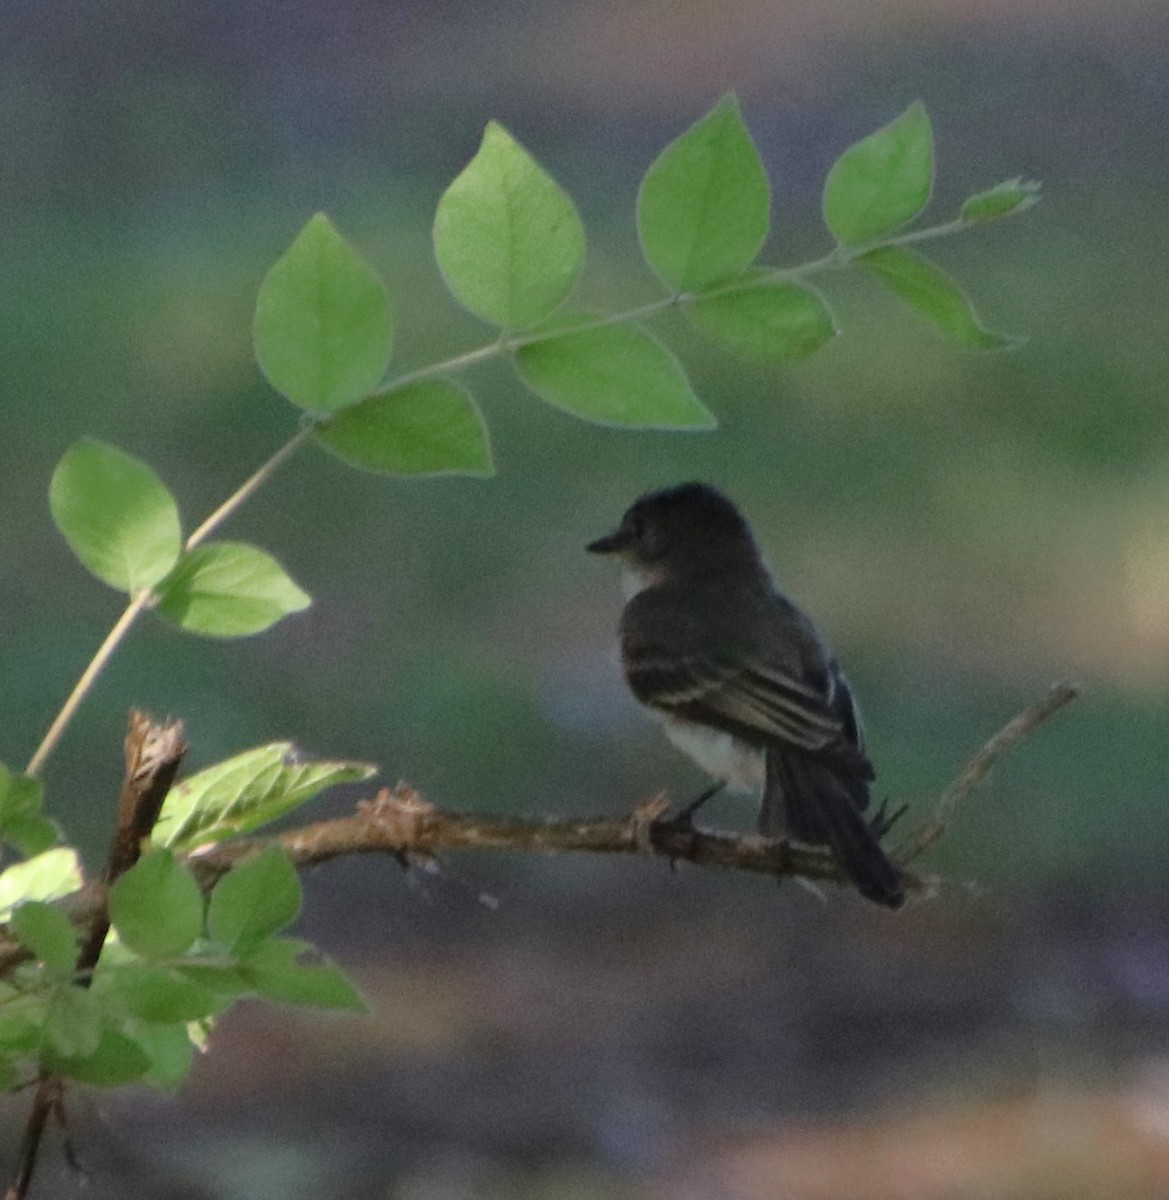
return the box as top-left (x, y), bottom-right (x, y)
top-left (0, 1001), bottom-right (44, 1053)
top-left (124, 1017), bottom-right (198, 1094)
top-left (315, 379), bottom-right (494, 477)
top-left (49, 440), bottom-right (182, 593)
top-left (11, 901), bottom-right (78, 974)
top-left (514, 323), bottom-right (715, 429)
top-left (823, 102), bottom-right (934, 246)
top-left (124, 1020), bottom-right (198, 1092)
top-left (254, 213), bottom-right (394, 414)
top-left (46, 1024), bottom-right (153, 1087)
top-left (207, 848), bottom-right (301, 953)
top-left (434, 122), bottom-right (585, 330)
top-left (0, 765), bottom-right (56, 857)
top-left (637, 94), bottom-right (771, 292)
top-left (0, 848), bottom-right (83, 922)
top-left (94, 964), bottom-right (222, 1024)
top-left (44, 986), bottom-right (102, 1058)
top-left (155, 542), bottom-right (311, 638)
top-left (240, 937), bottom-right (367, 1012)
top-left (108, 850), bottom-right (205, 960)
top-left (960, 178), bottom-right (1042, 224)
top-left (153, 743), bottom-right (376, 852)
top-left (685, 275), bottom-right (837, 363)
top-left (859, 246), bottom-right (1023, 351)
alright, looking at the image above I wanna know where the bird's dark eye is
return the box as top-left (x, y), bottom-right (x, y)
top-left (626, 512), bottom-right (644, 542)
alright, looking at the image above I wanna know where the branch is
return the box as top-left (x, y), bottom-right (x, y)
top-left (2, 1076), bottom-right (62, 1200)
top-left (187, 788), bottom-right (863, 890)
top-left (895, 681), bottom-right (1081, 865)
top-left (0, 683), bottom-right (1080, 984)
top-left (191, 683), bottom-right (1081, 894)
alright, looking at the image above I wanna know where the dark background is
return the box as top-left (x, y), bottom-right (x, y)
top-left (3, 1), bottom-right (1169, 1196)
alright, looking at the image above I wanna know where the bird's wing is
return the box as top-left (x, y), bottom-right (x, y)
top-left (621, 591), bottom-right (873, 777)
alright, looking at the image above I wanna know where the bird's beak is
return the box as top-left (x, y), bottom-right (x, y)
top-left (587, 527), bottom-right (627, 555)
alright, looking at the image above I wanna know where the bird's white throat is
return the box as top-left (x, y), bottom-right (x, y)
top-left (620, 563), bottom-right (664, 599)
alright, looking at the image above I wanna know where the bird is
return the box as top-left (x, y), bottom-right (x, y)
top-left (587, 481), bottom-right (904, 908)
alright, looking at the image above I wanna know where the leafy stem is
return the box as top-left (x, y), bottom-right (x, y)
top-left (26, 431), bottom-right (314, 778)
top-left (379, 214), bottom-right (995, 391)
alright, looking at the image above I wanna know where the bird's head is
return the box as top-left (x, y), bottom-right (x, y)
top-left (587, 482), bottom-right (761, 587)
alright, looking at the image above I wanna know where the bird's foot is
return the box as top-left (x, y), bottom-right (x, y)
top-left (649, 782), bottom-right (725, 873)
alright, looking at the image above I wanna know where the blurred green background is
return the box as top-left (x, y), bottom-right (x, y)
top-left (3, 1), bottom-right (1169, 1197)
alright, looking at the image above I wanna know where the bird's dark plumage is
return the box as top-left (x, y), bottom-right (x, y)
top-left (589, 482), bottom-right (904, 908)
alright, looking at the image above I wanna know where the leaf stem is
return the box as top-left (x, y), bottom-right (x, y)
top-left (377, 343), bottom-right (510, 392)
top-left (835, 218), bottom-right (971, 264)
top-left (25, 597), bottom-right (151, 777)
top-left (186, 423), bottom-right (314, 550)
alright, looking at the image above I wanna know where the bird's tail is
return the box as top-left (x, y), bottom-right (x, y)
top-left (761, 750), bottom-right (905, 909)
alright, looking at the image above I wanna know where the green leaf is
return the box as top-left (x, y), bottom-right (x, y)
top-left (207, 848), bottom-right (301, 952)
top-left (154, 743), bottom-right (376, 852)
top-left (0, 1007), bottom-right (44, 1053)
top-left (637, 94), bottom-right (770, 292)
top-left (315, 379), bottom-right (494, 478)
top-left (253, 213), bottom-right (393, 413)
top-left (0, 849), bottom-right (83, 922)
top-left (241, 938), bottom-right (367, 1012)
top-left (685, 274), bottom-right (837, 363)
top-left (96, 965), bottom-right (221, 1024)
top-left (960, 178), bottom-right (1042, 224)
top-left (124, 1020), bottom-right (197, 1092)
top-left (0, 1055), bottom-right (23, 1092)
top-left (823, 102), bottom-right (934, 246)
top-left (109, 850), bottom-right (204, 960)
top-left (514, 323), bottom-right (715, 429)
top-left (0, 766), bottom-right (56, 857)
top-left (433, 122), bottom-right (585, 330)
top-left (154, 542), bottom-right (311, 639)
top-left (44, 986), bottom-right (102, 1058)
top-left (47, 1024), bottom-right (153, 1087)
top-left (174, 961), bottom-right (253, 996)
top-left (859, 245), bottom-right (1023, 351)
top-left (49, 440), bottom-right (182, 593)
top-left (12, 902), bottom-right (78, 974)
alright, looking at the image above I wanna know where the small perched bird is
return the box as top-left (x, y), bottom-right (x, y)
top-left (588, 482), bottom-right (904, 908)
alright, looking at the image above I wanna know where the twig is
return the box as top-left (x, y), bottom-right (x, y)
top-left (24, 598), bottom-right (151, 777)
top-left (895, 681), bottom-right (1082, 864)
top-left (3, 1075), bottom-right (61, 1200)
top-left (6, 713), bottom-right (186, 1200)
